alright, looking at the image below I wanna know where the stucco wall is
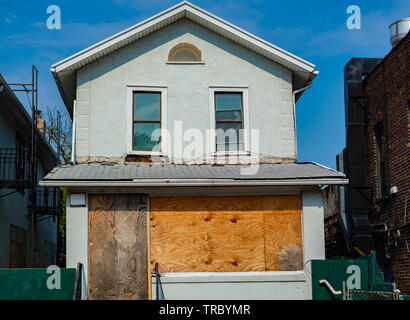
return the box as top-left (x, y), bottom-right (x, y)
top-left (66, 195), bottom-right (88, 300)
top-left (75, 18), bottom-right (295, 162)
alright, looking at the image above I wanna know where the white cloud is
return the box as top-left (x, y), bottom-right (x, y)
top-left (3, 12), bottom-right (16, 24)
top-left (265, 2), bottom-right (410, 58)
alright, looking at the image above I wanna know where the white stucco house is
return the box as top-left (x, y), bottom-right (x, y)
top-left (41, 1), bottom-right (347, 300)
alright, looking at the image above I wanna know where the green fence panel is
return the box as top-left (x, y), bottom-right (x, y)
top-left (312, 259), bottom-right (369, 300)
top-left (356, 251), bottom-right (391, 291)
top-left (0, 268), bottom-right (76, 300)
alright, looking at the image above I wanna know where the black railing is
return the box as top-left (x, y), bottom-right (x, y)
top-left (0, 147), bottom-right (32, 188)
top-left (73, 263), bottom-right (83, 300)
top-left (31, 187), bottom-right (59, 215)
top-left (155, 262), bottom-right (165, 300)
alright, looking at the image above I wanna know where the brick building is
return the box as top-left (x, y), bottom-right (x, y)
top-left (324, 23), bottom-right (409, 293)
top-left (363, 31), bottom-right (410, 293)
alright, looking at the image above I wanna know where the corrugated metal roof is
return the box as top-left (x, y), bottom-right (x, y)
top-left (43, 162), bottom-right (345, 181)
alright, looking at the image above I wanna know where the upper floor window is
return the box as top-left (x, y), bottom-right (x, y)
top-left (209, 87), bottom-right (250, 154)
top-left (133, 92), bottom-right (161, 151)
top-left (215, 92), bottom-right (244, 151)
top-left (127, 86), bottom-right (167, 155)
top-left (168, 43), bottom-right (202, 62)
top-left (374, 122), bottom-right (386, 198)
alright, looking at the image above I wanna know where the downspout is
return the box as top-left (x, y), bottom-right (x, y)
top-left (71, 100), bottom-right (76, 165)
top-left (292, 70), bottom-right (318, 160)
top-left (319, 279), bottom-right (343, 296)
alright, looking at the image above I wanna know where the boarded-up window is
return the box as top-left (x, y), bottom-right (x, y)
top-left (9, 224), bottom-right (27, 268)
top-left (150, 195), bottom-right (303, 273)
top-left (88, 194), bottom-right (148, 300)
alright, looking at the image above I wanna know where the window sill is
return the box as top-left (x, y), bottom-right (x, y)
top-left (166, 61), bottom-right (205, 65)
top-left (212, 151), bottom-right (251, 157)
top-left (127, 151), bottom-right (163, 156)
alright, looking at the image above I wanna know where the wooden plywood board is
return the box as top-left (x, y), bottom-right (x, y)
top-left (88, 194), bottom-right (148, 300)
top-left (150, 195), bottom-right (302, 273)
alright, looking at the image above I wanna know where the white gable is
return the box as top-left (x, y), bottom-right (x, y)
top-left (52, 1), bottom-right (317, 114)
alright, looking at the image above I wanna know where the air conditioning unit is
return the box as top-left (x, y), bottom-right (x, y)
top-left (390, 186), bottom-right (398, 195)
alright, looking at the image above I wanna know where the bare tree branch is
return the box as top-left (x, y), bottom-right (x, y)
top-left (42, 105), bottom-right (72, 164)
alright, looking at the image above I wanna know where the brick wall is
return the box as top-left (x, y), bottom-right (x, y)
top-left (363, 32), bottom-right (410, 292)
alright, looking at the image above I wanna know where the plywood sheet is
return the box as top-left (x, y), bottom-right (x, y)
top-left (88, 194), bottom-right (147, 300)
top-left (150, 195), bottom-right (302, 273)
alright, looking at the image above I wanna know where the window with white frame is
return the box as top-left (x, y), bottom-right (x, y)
top-left (127, 86), bottom-right (167, 155)
top-left (215, 92), bottom-right (244, 151)
top-left (209, 87), bottom-right (250, 153)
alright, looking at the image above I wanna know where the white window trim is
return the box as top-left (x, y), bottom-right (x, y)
top-left (126, 85), bottom-right (167, 156)
top-left (209, 86), bottom-right (250, 155)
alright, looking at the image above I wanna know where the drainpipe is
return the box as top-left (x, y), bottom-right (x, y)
top-left (319, 279), bottom-right (343, 296)
top-left (71, 100), bottom-right (77, 165)
top-left (292, 70), bottom-right (319, 160)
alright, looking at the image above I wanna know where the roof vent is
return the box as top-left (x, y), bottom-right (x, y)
top-left (389, 18), bottom-right (410, 47)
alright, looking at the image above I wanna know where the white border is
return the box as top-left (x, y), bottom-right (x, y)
top-left (126, 85), bottom-right (167, 156)
top-left (209, 86), bottom-right (250, 155)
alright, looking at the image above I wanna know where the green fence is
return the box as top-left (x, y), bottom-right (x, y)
top-left (312, 252), bottom-right (402, 300)
top-left (312, 259), bottom-right (368, 300)
top-left (0, 268), bottom-right (76, 300)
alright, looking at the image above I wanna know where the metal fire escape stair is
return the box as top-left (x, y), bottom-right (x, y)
top-left (343, 58), bottom-right (382, 254)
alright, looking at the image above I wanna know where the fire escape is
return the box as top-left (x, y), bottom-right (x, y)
top-left (0, 66), bottom-right (60, 266)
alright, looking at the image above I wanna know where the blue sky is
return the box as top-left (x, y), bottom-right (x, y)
top-left (0, 0), bottom-right (408, 168)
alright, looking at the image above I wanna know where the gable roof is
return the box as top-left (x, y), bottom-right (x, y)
top-left (52, 1), bottom-right (317, 116)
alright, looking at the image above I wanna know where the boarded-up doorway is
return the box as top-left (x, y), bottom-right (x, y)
top-left (89, 194), bottom-right (148, 300)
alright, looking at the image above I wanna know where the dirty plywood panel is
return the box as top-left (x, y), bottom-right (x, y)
top-left (261, 196), bottom-right (303, 270)
top-left (150, 195), bottom-right (302, 273)
top-left (88, 194), bottom-right (147, 300)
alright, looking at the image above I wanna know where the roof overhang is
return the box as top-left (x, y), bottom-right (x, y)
top-left (51, 1), bottom-right (317, 116)
top-left (39, 178), bottom-right (348, 187)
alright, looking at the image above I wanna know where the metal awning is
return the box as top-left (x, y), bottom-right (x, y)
top-left (40, 162), bottom-right (348, 187)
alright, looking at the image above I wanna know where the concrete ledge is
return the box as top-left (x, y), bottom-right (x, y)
top-left (151, 271), bottom-right (306, 283)
top-left (151, 271), bottom-right (308, 299)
